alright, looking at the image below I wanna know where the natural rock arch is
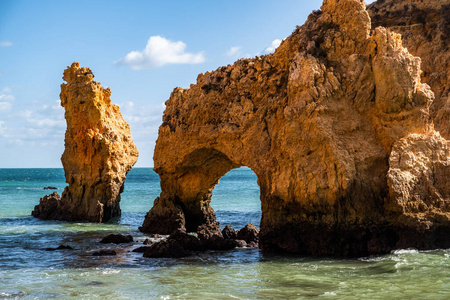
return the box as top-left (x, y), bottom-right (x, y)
top-left (140, 0), bottom-right (450, 256)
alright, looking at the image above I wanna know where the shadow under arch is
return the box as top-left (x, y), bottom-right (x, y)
top-left (141, 147), bottom-right (262, 233)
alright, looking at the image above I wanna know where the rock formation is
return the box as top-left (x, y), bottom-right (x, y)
top-left (140, 0), bottom-right (450, 256)
top-left (32, 62), bottom-right (139, 222)
top-left (368, 0), bottom-right (449, 138)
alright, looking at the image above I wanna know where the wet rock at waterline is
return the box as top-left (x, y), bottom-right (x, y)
top-left (44, 245), bottom-right (74, 251)
top-left (92, 250), bottom-right (117, 256)
top-left (143, 240), bottom-right (188, 258)
top-left (32, 62), bottom-right (139, 223)
top-left (99, 234), bottom-right (133, 244)
top-left (237, 223), bottom-right (259, 245)
top-left (222, 224), bottom-right (238, 240)
top-left (140, 0), bottom-right (450, 256)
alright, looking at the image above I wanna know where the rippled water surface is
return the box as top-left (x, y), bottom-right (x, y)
top-left (0, 168), bottom-right (448, 299)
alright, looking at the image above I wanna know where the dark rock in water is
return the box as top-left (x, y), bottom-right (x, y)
top-left (197, 222), bottom-right (237, 250)
top-left (92, 250), bottom-right (117, 256)
top-left (143, 238), bottom-right (152, 245)
top-left (222, 224), bottom-right (237, 240)
top-left (247, 241), bottom-right (259, 248)
top-left (235, 240), bottom-right (247, 248)
top-left (237, 223), bottom-right (259, 244)
top-left (143, 240), bottom-right (188, 258)
top-left (168, 231), bottom-right (205, 251)
top-left (44, 245), bottom-right (74, 251)
top-left (132, 246), bottom-right (152, 253)
top-left (100, 234), bottom-right (133, 244)
top-left (151, 234), bottom-right (162, 238)
top-left (43, 186), bottom-right (57, 190)
top-left (31, 192), bottom-right (61, 220)
top-left (197, 222), bottom-right (223, 241)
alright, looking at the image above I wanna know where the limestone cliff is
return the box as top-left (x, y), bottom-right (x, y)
top-left (141, 0), bottom-right (449, 256)
top-left (368, 0), bottom-right (449, 138)
top-left (32, 62), bottom-right (139, 222)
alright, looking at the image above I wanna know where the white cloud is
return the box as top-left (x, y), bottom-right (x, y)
top-left (264, 39), bottom-right (282, 53)
top-left (116, 36), bottom-right (205, 70)
top-left (0, 121), bottom-right (6, 137)
top-left (226, 46), bottom-right (241, 57)
top-left (0, 87), bottom-right (15, 112)
top-left (20, 100), bottom-right (65, 129)
top-left (0, 41), bottom-right (13, 47)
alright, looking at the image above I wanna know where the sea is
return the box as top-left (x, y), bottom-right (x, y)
top-left (0, 167), bottom-right (448, 299)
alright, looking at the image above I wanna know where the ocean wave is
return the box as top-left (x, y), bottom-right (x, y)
top-left (391, 248), bottom-right (419, 255)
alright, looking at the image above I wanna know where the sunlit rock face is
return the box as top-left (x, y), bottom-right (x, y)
top-left (32, 62), bottom-right (139, 222)
top-left (141, 0), bottom-right (449, 256)
top-left (368, 0), bottom-right (450, 139)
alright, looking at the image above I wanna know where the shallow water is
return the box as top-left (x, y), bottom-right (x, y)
top-left (0, 168), bottom-right (448, 299)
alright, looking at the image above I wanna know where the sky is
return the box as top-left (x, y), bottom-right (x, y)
top-left (0, 0), bottom-right (376, 168)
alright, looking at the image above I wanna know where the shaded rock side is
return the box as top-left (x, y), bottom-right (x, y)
top-left (141, 0), bottom-right (449, 256)
top-left (32, 62), bottom-right (139, 222)
top-left (368, 0), bottom-right (450, 138)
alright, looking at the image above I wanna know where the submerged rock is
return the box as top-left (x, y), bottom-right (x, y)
top-left (140, 0), bottom-right (450, 256)
top-left (132, 246), bottom-right (152, 253)
top-left (43, 186), bottom-right (57, 190)
top-left (44, 245), bottom-right (74, 251)
top-left (92, 250), bottom-right (117, 256)
top-left (143, 240), bottom-right (188, 258)
top-left (32, 62), bottom-right (139, 223)
top-left (99, 234), bottom-right (133, 244)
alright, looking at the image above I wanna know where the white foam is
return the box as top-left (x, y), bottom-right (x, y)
top-left (391, 248), bottom-right (419, 255)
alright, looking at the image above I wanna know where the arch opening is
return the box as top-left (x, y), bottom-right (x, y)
top-left (210, 166), bottom-right (261, 231)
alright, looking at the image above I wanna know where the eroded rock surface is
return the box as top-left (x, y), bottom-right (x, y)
top-left (32, 62), bottom-right (139, 222)
top-left (141, 0), bottom-right (450, 256)
top-left (368, 0), bottom-right (450, 138)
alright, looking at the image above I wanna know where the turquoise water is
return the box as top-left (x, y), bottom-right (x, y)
top-left (0, 168), bottom-right (449, 299)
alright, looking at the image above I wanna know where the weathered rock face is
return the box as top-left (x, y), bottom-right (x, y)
top-left (368, 0), bottom-right (450, 138)
top-left (141, 0), bottom-right (450, 256)
top-left (32, 62), bottom-right (139, 222)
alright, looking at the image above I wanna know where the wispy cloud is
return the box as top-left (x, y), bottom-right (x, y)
top-left (0, 87), bottom-right (15, 112)
top-left (0, 41), bottom-right (13, 47)
top-left (0, 121), bottom-right (6, 137)
top-left (20, 100), bottom-right (65, 129)
top-left (116, 36), bottom-right (205, 70)
top-left (264, 39), bottom-right (282, 53)
top-left (226, 46), bottom-right (241, 57)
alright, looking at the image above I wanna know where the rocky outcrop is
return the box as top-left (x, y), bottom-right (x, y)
top-left (32, 62), bottom-right (139, 223)
top-left (140, 0), bottom-right (450, 256)
top-left (368, 0), bottom-right (449, 138)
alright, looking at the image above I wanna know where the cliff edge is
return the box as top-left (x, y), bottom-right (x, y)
top-left (32, 62), bottom-right (139, 222)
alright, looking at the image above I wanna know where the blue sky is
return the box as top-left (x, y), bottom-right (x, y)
top-left (0, 0), bottom-right (376, 168)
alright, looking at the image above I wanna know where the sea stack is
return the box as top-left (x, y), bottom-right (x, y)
top-left (140, 0), bottom-right (450, 256)
top-left (32, 62), bottom-right (139, 222)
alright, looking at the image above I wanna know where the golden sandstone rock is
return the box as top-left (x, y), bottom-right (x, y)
top-left (32, 62), bottom-right (139, 222)
top-left (140, 0), bottom-right (449, 256)
top-left (368, 0), bottom-right (449, 138)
